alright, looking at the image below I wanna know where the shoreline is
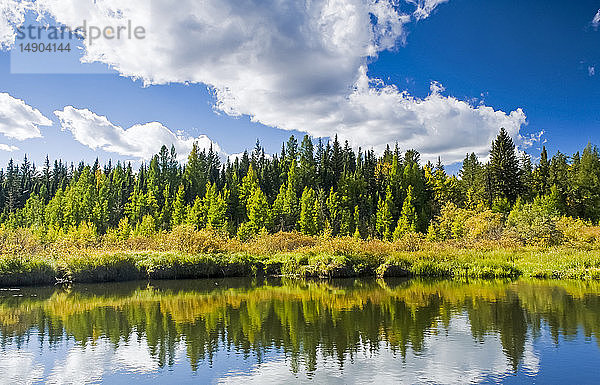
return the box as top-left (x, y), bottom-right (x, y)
top-left (2, 247), bottom-right (600, 287)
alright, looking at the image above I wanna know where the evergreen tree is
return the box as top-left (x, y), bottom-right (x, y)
top-left (393, 185), bottom-right (417, 240)
top-left (172, 185), bottom-right (187, 226)
top-left (533, 146), bottom-right (550, 196)
top-left (353, 205), bottom-right (361, 238)
top-left (207, 189), bottom-right (228, 230)
top-left (281, 161), bottom-right (300, 230)
top-left (376, 186), bottom-right (395, 241)
top-left (184, 142), bottom-right (206, 202)
top-left (246, 187), bottom-right (271, 232)
top-left (299, 187), bottom-right (318, 236)
top-left (489, 128), bottom-right (522, 202)
top-left (299, 135), bottom-right (316, 189)
top-left (186, 196), bottom-right (206, 229)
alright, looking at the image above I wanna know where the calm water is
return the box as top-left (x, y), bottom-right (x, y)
top-left (1, 278), bottom-right (599, 384)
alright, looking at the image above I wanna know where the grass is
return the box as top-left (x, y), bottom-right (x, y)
top-left (3, 229), bottom-right (600, 286)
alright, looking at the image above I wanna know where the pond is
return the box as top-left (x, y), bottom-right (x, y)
top-left (0, 278), bottom-right (599, 384)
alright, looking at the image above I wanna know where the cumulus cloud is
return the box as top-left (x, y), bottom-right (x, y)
top-left (0, 143), bottom-right (19, 151)
top-left (54, 106), bottom-right (222, 161)
top-left (0, 93), bottom-right (52, 140)
top-left (0, 0), bottom-right (26, 48)
top-left (4, 0), bottom-right (534, 163)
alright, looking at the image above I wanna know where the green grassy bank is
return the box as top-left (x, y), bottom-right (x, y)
top-left (3, 246), bottom-right (600, 287)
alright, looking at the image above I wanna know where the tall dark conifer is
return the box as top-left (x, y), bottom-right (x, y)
top-left (489, 128), bottom-right (522, 202)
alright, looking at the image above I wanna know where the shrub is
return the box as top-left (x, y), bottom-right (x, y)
top-left (393, 232), bottom-right (425, 252)
top-left (134, 215), bottom-right (156, 237)
top-left (237, 222), bottom-right (258, 242)
top-left (465, 210), bottom-right (504, 240)
top-left (556, 217), bottom-right (597, 245)
top-left (242, 231), bottom-right (317, 254)
top-left (433, 203), bottom-right (476, 240)
top-left (0, 227), bottom-right (44, 255)
top-left (506, 196), bottom-right (562, 246)
top-left (163, 225), bottom-right (229, 254)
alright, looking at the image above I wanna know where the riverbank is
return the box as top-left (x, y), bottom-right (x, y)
top-left (2, 244), bottom-right (600, 286)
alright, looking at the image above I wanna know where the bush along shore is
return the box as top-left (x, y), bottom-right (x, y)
top-left (3, 228), bottom-right (600, 286)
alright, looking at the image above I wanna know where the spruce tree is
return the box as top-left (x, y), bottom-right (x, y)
top-left (393, 185), bottom-right (417, 240)
top-left (299, 187), bottom-right (318, 236)
top-left (376, 186), bottom-right (394, 241)
top-left (299, 135), bottom-right (316, 189)
top-left (186, 196), bottom-right (206, 229)
top-left (353, 205), bottom-right (361, 238)
top-left (247, 187), bottom-right (271, 232)
top-left (489, 128), bottom-right (522, 202)
top-left (207, 191), bottom-right (227, 230)
top-left (534, 146), bottom-right (550, 196)
top-left (282, 161), bottom-right (299, 230)
top-left (172, 185), bottom-right (187, 226)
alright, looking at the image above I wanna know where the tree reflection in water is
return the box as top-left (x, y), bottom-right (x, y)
top-left (1, 278), bottom-right (600, 375)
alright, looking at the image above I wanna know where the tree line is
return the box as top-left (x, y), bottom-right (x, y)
top-left (0, 128), bottom-right (598, 240)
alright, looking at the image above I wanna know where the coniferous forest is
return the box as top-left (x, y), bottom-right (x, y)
top-left (0, 128), bottom-right (599, 245)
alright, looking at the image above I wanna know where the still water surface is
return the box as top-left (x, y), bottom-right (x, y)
top-left (0, 278), bottom-right (599, 384)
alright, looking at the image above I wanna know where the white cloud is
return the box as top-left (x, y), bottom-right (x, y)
top-left (0, 0), bottom-right (26, 48)
top-left (0, 350), bottom-right (45, 385)
top-left (0, 93), bottom-right (52, 140)
top-left (221, 315), bottom-right (540, 384)
top-left (409, 0), bottom-right (450, 21)
top-left (0, 143), bottom-right (19, 151)
top-left (54, 106), bottom-right (222, 161)
top-left (593, 9), bottom-right (600, 29)
top-left (5, 0), bottom-right (533, 163)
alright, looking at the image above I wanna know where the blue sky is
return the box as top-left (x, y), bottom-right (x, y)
top-left (0, 0), bottom-right (599, 169)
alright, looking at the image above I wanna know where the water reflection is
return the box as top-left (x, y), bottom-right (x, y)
top-left (0, 278), bottom-right (599, 383)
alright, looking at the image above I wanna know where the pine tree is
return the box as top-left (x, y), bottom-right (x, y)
top-left (184, 142), bottom-right (206, 202)
top-left (186, 196), bottom-right (206, 229)
top-left (534, 146), bottom-right (550, 196)
top-left (299, 187), bottom-right (318, 236)
top-left (240, 165), bottom-right (259, 207)
top-left (459, 153), bottom-right (486, 207)
top-left (158, 185), bottom-right (172, 230)
top-left (573, 144), bottom-right (600, 221)
top-left (393, 185), bottom-right (417, 240)
top-left (489, 128), bottom-right (522, 202)
top-left (376, 186), bottom-right (394, 241)
top-left (353, 205), bottom-right (361, 239)
top-left (282, 161), bottom-right (299, 230)
top-left (172, 185), bottom-right (187, 226)
top-left (519, 153), bottom-right (534, 201)
top-left (299, 135), bottom-right (316, 189)
top-left (247, 187), bottom-right (271, 232)
top-left (272, 184), bottom-right (286, 231)
top-left (207, 191), bottom-right (228, 230)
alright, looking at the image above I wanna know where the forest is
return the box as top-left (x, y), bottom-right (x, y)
top-left (2, 128), bottom-right (600, 285)
top-left (0, 127), bottom-right (598, 245)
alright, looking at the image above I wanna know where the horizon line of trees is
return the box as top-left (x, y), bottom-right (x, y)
top-left (0, 128), bottom-right (599, 240)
